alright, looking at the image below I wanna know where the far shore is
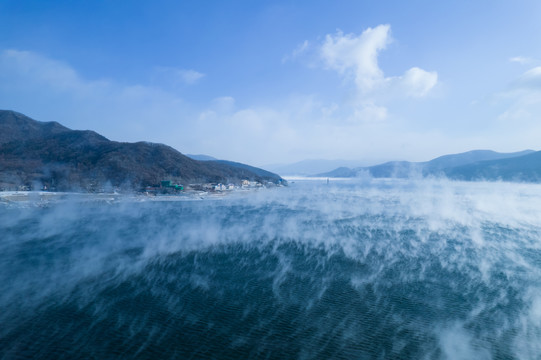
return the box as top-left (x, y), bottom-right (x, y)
top-left (282, 176), bottom-right (352, 181)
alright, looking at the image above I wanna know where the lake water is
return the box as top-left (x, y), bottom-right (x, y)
top-left (2, 179), bottom-right (541, 359)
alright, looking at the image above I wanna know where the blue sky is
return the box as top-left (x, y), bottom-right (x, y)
top-left (1, 0), bottom-right (541, 166)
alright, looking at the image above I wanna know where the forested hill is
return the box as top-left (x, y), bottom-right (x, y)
top-left (0, 110), bottom-right (283, 191)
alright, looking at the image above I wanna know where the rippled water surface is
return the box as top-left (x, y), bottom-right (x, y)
top-left (2, 179), bottom-right (541, 359)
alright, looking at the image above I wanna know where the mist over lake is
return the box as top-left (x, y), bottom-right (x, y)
top-left (2, 179), bottom-right (541, 359)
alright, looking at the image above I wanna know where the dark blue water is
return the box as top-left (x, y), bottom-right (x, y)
top-left (2, 180), bottom-right (541, 359)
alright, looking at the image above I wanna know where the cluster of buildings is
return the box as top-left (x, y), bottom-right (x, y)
top-left (1, 178), bottom-right (285, 195)
top-left (213, 180), bottom-right (270, 191)
top-left (142, 179), bottom-right (283, 196)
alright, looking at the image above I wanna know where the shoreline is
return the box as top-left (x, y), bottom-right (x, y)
top-left (0, 186), bottom-right (279, 204)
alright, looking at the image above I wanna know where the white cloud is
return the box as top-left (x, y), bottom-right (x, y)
top-left (510, 56), bottom-right (534, 65)
top-left (152, 66), bottom-right (205, 85)
top-left (350, 102), bottom-right (388, 123)
top-left (315, 25), bottom-right (438, 98)
top-left (210, 96), bottom-right (236, 113)
top-left (497, 108), bottom-right (533, 123)
top-left (177, 69), bottom-right (205, 84)
top-left (512, 66), bottom-right (541, 90)
top-left (399, 67), bottom-right (438, 97)
top-left (320, 25), bottom-right (390, 92)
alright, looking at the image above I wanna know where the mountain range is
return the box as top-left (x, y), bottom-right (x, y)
top-left (317, 149), bottom-right (541, 182)
top-left (262, 159), bottom-right (373, 177)
top-left (0, 110), bottom-right (283, 191)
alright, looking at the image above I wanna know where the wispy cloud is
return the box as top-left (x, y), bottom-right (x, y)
top-left (152, 66), bottom-right (205, 85)
top-left (0, 49), bottom-right (194, 144)
top-left (350, 102), bottom-right (388, 123)
top-left (495, 66), bottom-right (541, 133)
top-left (512, 66), bottom-right (541, 90)
top-left (282, 40), bottom-right (310, 64)
top-left (509, 56), bottom-right (534, 65)
top-left (0, 49), bottom-right (108, 93)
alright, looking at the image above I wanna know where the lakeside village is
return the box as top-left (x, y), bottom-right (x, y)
top-left (1, 178), bottom-right (287, 195)
top-left (144, 179), bottom-right (287, 195)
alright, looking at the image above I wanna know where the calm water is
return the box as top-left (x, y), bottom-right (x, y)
top-left (2, 179), bottom-right (541, 359)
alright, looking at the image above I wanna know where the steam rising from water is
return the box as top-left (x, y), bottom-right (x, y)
top-left (2, 179), bottom-right (541, 359)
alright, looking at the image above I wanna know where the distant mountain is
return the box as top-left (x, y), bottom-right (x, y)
top-left (424, 150), bottom-right (535, 173)
top-left (361, 161), bottom-right (421, 178)
top-left (186, 154), bottom-right (219, 161)
top-left (317, 167), bottom-right (358, 178)
top-left (443, 151), bottom-right (541, 182)
top-left (316, 149), bottom-right (538, 182)
top-left (264, 159), bottom-right (372, 176)
top-left (0, 110), bottom-right (283, 191)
